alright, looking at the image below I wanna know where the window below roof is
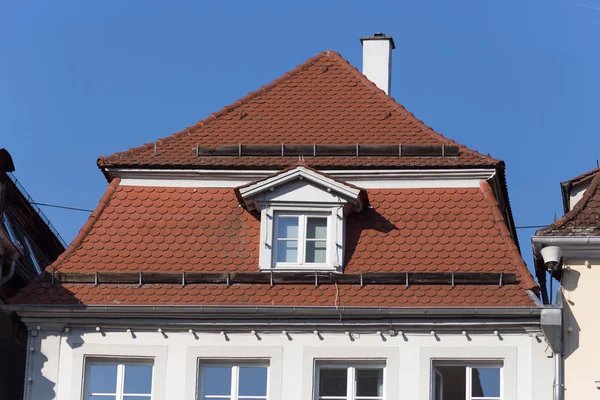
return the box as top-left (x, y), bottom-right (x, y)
top-left (315, 363), bottom-right (384, 400)
top-left (84, 359), bottom-right (154, 400)
top-left (198, 362), bottom-right (269, 400)
top-left (431, 361), bottom-right (502, 400)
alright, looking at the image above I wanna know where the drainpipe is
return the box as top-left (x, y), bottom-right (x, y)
top-left (555, 350), bottom-right (563, 400)
top-left (541, 293), bottom-right (563, 400)
top-left (554, 280), bottom-right (565, 400)
top-left (0, 256), bottom-right (17, 287)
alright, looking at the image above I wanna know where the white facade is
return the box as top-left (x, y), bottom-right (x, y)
top-left (561, 256), bottom-right (600, 398)
top-left (21, 315), bottom-right (554, 400)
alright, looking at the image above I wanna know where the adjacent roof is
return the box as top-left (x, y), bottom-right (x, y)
top-left (97, 51), bottom-right (499, 171)
top-left (537, 168), bottom-right (600, 237)
top-left (10, 179), bottom-right (537, 307)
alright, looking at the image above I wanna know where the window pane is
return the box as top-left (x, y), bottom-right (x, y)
top-left (202, 366), bottom-right (232, 396)
top-left (123, 364), bottom-right (153, 394)
top-left (306, 218), bottom-right (327, 239)
top-left (276, 240), bottom-right (298, 263)
top-left (356, 369), bottom-right (383, 397)
top-left (239, 366), bottom-right (268, 396)
top-left (319, 368), bottom-right (347, 397)
top-left (305, 240), bottom-right (326, 263)
top-left (124, 397), bottom-right (151, 400)
top-left (88, 363), bottom-right (118, 394)
top-left (89, 396), bottom-right (116, 400)
top-left (433, 366), bottom-right (465, 400)
top-left (277, 217), bottom-right (298, 239)
top-left (472, 367), bottom-right (500, 398)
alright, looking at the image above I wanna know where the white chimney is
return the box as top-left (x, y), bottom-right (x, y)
top-left (360, 33), bottom-right (395, 95)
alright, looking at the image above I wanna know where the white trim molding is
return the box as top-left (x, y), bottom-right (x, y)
top-left (237, 166), bottom-right (363, 211)
top-left (107, 168), bottom-right (496, 189)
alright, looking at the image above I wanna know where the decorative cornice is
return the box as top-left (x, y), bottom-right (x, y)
top-left (105, 168), bottom-right (497, 189)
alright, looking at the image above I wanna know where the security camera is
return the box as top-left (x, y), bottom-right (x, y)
top-left (540, 246), bottom-right (563, 271)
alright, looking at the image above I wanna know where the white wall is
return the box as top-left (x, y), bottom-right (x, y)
top-left (561, 256), bottom-right (600, 399)
top-left (25, 325), bottom-right (554, 400)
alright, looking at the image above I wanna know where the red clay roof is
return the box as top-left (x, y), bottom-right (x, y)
top-left (97, 51), bottom-right (499, 170)
top-left (10, 179), bottom-right (537, 307)
top-left (537, 168), bottom-right (600, 236)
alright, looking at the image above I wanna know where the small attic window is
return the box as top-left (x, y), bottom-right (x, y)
top-left (259, 205), bottom-right (340, 272)
top-left (236, 166), bottom-right (366, 273)
top-left (274, 213), bottom-right (329, 267)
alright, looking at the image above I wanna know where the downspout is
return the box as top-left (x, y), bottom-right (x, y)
top-left (541, 294), bottom-right (563, 400)
top-left (554, 280), bottom-right (565, 400)
top-left (0, 256), bottom-right (17, 287)
top-left (555, 348), bottom-right (563, 400)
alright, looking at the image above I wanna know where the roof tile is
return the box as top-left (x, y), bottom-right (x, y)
top-left (97, 51), bottom-right (498, 171)
top-left (10, 179), bottom-right (536, 307)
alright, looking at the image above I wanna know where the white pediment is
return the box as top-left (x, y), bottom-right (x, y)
top-left (237, 166), bottom-right (364, 211)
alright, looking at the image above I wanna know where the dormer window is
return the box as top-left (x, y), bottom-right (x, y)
top-left (274, 213), bottom-right (329, 267)
top-left (236, 166), bottom-right (366, 272)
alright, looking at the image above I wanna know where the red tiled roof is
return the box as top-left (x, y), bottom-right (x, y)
top-left (537, 168), bottom-right (600, 236)
top-left (10, 180), bottom-right (537, 306)
top-left (97, 51), bottom-right (499, 170)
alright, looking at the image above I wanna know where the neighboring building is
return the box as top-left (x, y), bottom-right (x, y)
top-left (0, 148), bottom-right (66, 399)
top-left (7, 35), bottom-right (559, 400)
top-left (532, 167), bottom-right (600, 399)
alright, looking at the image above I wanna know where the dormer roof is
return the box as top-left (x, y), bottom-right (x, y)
top-left (236, 165), bottom-right (366, 212)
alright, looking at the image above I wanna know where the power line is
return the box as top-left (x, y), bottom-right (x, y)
top-left (32, 200), bottom-right (551, 229)
top-left (31, 202), bottom-right (93, 213)
top-left (31, 201), bottom-right (552, 228)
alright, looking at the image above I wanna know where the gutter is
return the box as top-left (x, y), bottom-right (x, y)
top-left (4, 304), bottom-right (552, 319)
top-left (531, 236), bottom-right (600, 269)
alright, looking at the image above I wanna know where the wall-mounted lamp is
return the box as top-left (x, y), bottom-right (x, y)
top-left (541, 246), bottom-right (563, 271)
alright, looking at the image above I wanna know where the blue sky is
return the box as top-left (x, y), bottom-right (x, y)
top-left (1, 1), bottom-right (598, 274)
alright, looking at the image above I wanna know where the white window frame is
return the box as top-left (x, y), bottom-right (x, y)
top-left (314, 362), bottom-right (385, 400)
top-left (198, 361), bottom-right (269, 400)
top-left (84, 358), bottom-right (154, 400)
top-left (431, 361), bottom-right (503, 400)
top-left (273, 211), bottom-right (330, 268)
top-left (259, 204), bottom-right (344, 272)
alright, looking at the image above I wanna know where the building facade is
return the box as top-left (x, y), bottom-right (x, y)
top-left (532, 167), bottom-right (600, 399)
top-left (0, 148), bottom-right (66, 399)
top-left (7, 36), bottom-right (559, 400)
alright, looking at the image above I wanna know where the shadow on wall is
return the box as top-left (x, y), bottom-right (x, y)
top-left (19, 276), bottom-right (87, 400)
top-left (561, 268), bottom-right (581, 359)
top-left (29, 329), bottom-right (86, 400)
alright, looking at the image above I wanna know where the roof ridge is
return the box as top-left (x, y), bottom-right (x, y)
top-left (564, 167), bottom-right (600, 184)
top-left (50, 178), bottom-right (121, 271)
top-left (479, 181), bottom-right (538, 292)
top-left (97, 52), bottom-right (331, 167)
top-left (538, 169), bottom-right (600, 234)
